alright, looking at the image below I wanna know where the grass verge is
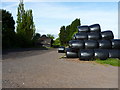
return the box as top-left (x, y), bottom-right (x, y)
top-left (95, 58), bottom-right (120, 66)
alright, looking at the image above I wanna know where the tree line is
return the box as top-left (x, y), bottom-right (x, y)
top-left (2, 0), bottom-right (81, 49)
top-left (2, 0), bottom-right (36, 49)
top-left (16, 0), bottom-right (36, 48)
top-left (59, 18), bottom-right (81, 46)
top-left (2, 1), bottom-right (50, 49)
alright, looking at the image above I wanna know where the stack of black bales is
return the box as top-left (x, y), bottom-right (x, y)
top-left (66, 24), bottom-right (120, 60)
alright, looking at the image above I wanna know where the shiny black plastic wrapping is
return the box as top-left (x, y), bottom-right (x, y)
top-left (111, 39), bottom-right (120, 49)
top-left (69, 40), bottom-right (85, 50)
top-left (60, 24), bottom-right (120, 60)
top-left (78, 49), bottom-right (94, 60)
top-left (77, 25), bottom-right (90, 32)
top-left (66, 48), bottom-right (78, 58)
top-left (88, 32), bottom-right (102, 40)
top-left (101, 30), bottom-right (114, 40)
top-left (74, 32), bottom-right (88, 40)
top-left (84, 40), bottom-right (99, 49)
top-left (89, 24), bottom-right (101, 32)
top-left (109, 49), bottom-right (120, 59)
top-left (94, 49), bottom-right (109, 60)
top-left (98, 40), bottom-right (112, 49)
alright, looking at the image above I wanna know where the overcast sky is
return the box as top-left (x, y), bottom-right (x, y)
top-left (2, 0), bottom-right (119, 39)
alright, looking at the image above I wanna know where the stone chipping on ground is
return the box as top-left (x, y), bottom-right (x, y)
top-left (2, 49), bottom-right (118, 88)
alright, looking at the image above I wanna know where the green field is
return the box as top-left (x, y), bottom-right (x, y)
top-left (95, 58), bottom-right (120, 66)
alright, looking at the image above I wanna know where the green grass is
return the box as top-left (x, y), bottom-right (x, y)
top-left (95, 58), bottom-right (120, 66)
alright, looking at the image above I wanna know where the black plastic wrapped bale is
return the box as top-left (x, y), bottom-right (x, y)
top-left (98, 40), bottom-right (112, 49)
top-left (69, 40), bottom-right (85, 50)
top-left (66, 48), bottom-right (78, 58)
top-left (84, 40), bottom-right (99, 49)
top-left (94, 49), bottom-right (109, 60)
top-left (88, 32), bottom-right (102, 40)
top-left (77, 25), bottom-right (90, 32)
top-left (109, 49), bottom-right (120, 59)
top-left (65, 47), bottom-right (77, 52)
top-left (65, 48), bottom-right (69, 53)
top-left (101, 30), bottom-right (114, 40)
top-left (78, 49), bottom-right (94, 61)
top-left (58, 46), bottom-right (65, 53)
top-left (74, 32), bottom-right (88, 40)
top-left (89, 24), bottom-right (101, 32)
top-left (111, 39), bottom-right (120, 49)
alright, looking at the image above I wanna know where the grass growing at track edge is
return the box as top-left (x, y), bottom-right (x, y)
top-left (95, 58), bottom-right (120, 66)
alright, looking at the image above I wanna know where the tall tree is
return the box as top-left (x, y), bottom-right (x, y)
top-left (59, 18), bottom-right (81, 46)
top-left (16, 0), bottom-right (25, 34)
top-left (16, 0), bottom-right (35, 47)
top-left (24, 10), bottom-right (36, 40)
top-left (1, 9), bottom-right (15, 48)
top-left (47, 34), bottom-right (54, 39)
top-left (34, 33), bottom-right (41, 39)
top-left (65, 25), bottom-right (71, 42)
top-left (69, 18), bottom-right (81, 38)
top-left (53, 37), bottom-right (60, 46)
top-left (59, 26), bottom-right (67, 45)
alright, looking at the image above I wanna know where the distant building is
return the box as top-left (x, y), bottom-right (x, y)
top-left (36, 35), bottom-right (52, 47)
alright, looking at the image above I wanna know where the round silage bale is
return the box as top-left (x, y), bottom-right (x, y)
top-left (94, 49), bottom-right (109, 60)
top-left (89, 24), bottom-right (101, 32)
top-left (101, 30), bottom-right (114, 40)
top-left (74, 32), bottom-right (88, 40)
top-left (77, 25), bottom-right (90, 32)
top-left (69, 40), bottom-right (85, 50)
top-left (88, 32), bottom-right (102, 40)
top-left (109, 49), bottom-right (120, 59)
top-left (84, 40), bottom-right (99, 49)
top-left (66, 48), bottom-right (78, 58)
top-left (98, 40), bottom-right (112, 49)
top-left (111, 39), bottom-right (120, 49)
top-left (78, 49), bottom-right (94, 61)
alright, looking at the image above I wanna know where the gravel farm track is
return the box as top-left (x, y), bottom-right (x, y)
top-left (2, 48), bottom-right (119, 88)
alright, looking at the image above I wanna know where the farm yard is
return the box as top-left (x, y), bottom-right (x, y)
top-left (2, 1), bottom-right (119, 89)
top-left (2, 48), bottom-right (118, 88)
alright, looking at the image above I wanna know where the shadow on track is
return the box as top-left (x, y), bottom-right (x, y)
top-left (2, 48), bottom-right (56, 60)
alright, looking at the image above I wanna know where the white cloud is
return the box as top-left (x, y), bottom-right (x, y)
top-left (31, 3), bottom-right (118, 38)
top-left (2, 2), bottom-right (118, 39)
